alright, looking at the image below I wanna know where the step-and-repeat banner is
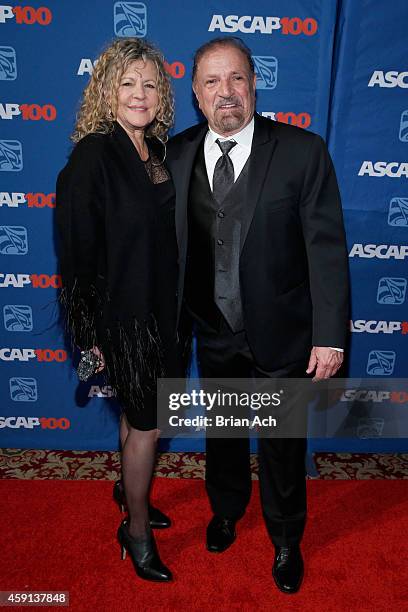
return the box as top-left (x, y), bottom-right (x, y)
top-left (0, 0), bottom-right (406, 451)
top-left (319, 0), bottom-right (408, 452)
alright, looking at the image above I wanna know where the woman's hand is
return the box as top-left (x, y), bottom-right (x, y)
top-left (90, 346), bottom-right (105, 373)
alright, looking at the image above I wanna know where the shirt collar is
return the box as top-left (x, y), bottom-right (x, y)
top-left (207, 116), bottom-right (254, 151)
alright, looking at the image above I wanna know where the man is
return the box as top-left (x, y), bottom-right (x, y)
top-left (167, 37), bottom-right (349, 593)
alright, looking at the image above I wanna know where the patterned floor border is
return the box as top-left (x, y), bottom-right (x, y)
top-left (0, 449), bottom-right (407, 480)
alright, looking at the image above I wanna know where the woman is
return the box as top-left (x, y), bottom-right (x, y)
top-left (56, 38), bottom-right (178, 582)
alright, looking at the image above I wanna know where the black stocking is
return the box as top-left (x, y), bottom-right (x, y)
top-left (120, 414), bottom-right (158, 539)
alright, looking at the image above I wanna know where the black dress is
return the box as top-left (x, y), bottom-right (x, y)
top-left (137, 151), bottom-right (179, 429)
top-left (56, 122), bottom-right (178, 431)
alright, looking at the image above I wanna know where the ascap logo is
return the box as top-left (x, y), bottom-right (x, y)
top-left (0, 273), bottom-right (31, 288)
top-left (210, 14), bottom-right (281, 34)
top-left (0, 348), bottom-right (67, 362)
top-left (0, 103), bottom-right (56, 121)
top-left (357, 418), bottom-right (384, 439)
top-left (0, 192), bottom-right (25, 207)
top-left (399, 111), bottom-right (408, 143)
top-left (0, 5), bottom-right (52, 25)
top-left (3, 305), bottom-right (33, 331)
top-left (388, 197), bottom-right (408, 226)
top-left (377, 278), bottom-right (407, 305)
top-left (368, 70), bottom-right (408, 88)
top-left (366, 350), bottom-right (396, 376)
top-left (349, 244), bottom-right (408, 260)
top-left (0, 46), bottom-right (17, 80)
top-left (0, 226), bottom-right (28, 254)
top-left (340, 389), bottom-right (408, 403)
top-left (358, 161), bottom-right (408, 178)
top-left (0, 416), bottom-right (39, 429)
top-left (113, 1), bottom-right (146, 37)
top-left (0, 273), bottom-right (61, 288)
top-left (88, 385), bottom-right (116, 398)
top-left (77, 58), bottom-right (185, 79)
top-left (0, 140), bottom-right (23, 171)
top-left (350, 320), bottom-right (408, 335)
top-left (0, 192), bottom-right (56, 208)
top-left (209, 15), bottom-right (318, 36)
top-left (9, 377), bottom-right (37, 401)
top-left (262, 111), bottom-right (311, 129)
top-left (0, 416), bottom-right (70, 429)
top-left (253, 56), bottom-right (278, 90)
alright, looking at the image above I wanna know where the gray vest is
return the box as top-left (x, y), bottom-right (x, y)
top-left (185, 142), bottom-right (249, 332)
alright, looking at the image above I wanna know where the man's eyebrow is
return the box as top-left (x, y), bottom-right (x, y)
top-left (203, 70), bottom-right (244, 78)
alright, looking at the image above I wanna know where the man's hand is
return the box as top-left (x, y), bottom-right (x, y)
top-left (90, 346), bottom-right (105, 373)
top-left (306, 346), bottom-right (343, 381)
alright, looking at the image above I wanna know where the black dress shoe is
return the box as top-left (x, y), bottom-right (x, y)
top-left (206, 516), bottom-right (236, 553)
top-left (113, 481), bottom-right (171, 529)
top-left (272, 545), bottom-right (304, 594)
top-left (118, 519), bottom-right (172, 582)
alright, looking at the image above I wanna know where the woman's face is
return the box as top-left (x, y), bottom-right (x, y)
top-left (116, 59), bottom-right (159, 133)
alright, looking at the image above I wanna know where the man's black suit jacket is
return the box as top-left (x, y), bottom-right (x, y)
top-left (167, 113), bottom-right (349, 371)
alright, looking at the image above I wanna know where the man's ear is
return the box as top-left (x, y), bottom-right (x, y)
top-left (192, 82), bottom-right (201, 109)
top-left (192, 83), bottom-right (199, 104)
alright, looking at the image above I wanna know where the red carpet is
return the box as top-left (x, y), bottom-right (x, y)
top-left (1, 479), bottom-right (407, 611)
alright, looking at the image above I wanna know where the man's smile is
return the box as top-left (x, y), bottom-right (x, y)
top-left (216, 101), bottom-right (242, 111)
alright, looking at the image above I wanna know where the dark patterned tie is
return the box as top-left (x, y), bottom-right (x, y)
top-left (212, 139), bottom-right (237, 204)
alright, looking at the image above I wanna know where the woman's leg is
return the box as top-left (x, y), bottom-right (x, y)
top-left (121, 414), bottom-right (159, 538)
top-left (119, 412), bottom-right (129, 448)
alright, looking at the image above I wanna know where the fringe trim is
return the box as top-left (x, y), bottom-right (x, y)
top-left (176, 327), bottom-right (193, 378)
top-left (59, 279), bottom-right (164, 411)
top-left (104, 314), bottom-right (165, 411)
top-left (59, 279), bottom-right (99, 352)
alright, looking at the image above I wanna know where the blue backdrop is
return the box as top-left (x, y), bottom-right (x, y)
top-left (1, 0), bottom-right (407, 451)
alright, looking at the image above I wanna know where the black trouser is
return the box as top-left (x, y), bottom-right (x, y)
top-left (194, 314), bottom-right (308, 547)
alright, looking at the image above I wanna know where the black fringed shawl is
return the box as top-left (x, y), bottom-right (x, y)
top-left (56, 122), bottom-right (177, 410)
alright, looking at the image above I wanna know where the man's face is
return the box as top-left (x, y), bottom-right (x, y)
top-left (193, 45), bottom-right (256, 136)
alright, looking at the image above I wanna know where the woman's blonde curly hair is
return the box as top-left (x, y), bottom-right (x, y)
top-left (72, 38), bottom-right (174, 143)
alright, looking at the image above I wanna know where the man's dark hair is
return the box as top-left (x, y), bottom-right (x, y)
top-left (192, 37), bottom-right (255, 82)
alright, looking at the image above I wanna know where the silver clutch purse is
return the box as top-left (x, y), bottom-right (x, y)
top-left (77, 349), bottom-right (101, 382)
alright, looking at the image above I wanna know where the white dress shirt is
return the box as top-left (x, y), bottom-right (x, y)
top-left (204, 117), bottom-right (254, 190)
top-left (202, 117), bottom-right (343, 353)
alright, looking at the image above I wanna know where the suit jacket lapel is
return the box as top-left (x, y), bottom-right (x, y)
top-left (241, 113), bottom-right (278, 252)
top-left (171, 124), bottom-right (207, 258)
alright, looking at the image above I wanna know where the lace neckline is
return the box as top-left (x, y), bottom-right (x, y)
top-left (143, 151), bottom-right (170, 184)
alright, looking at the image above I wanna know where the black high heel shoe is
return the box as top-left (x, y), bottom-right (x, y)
top-left (117, 519), bottom-right (172, 582)
top-left (113, 481), bottom-right (171, 529)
